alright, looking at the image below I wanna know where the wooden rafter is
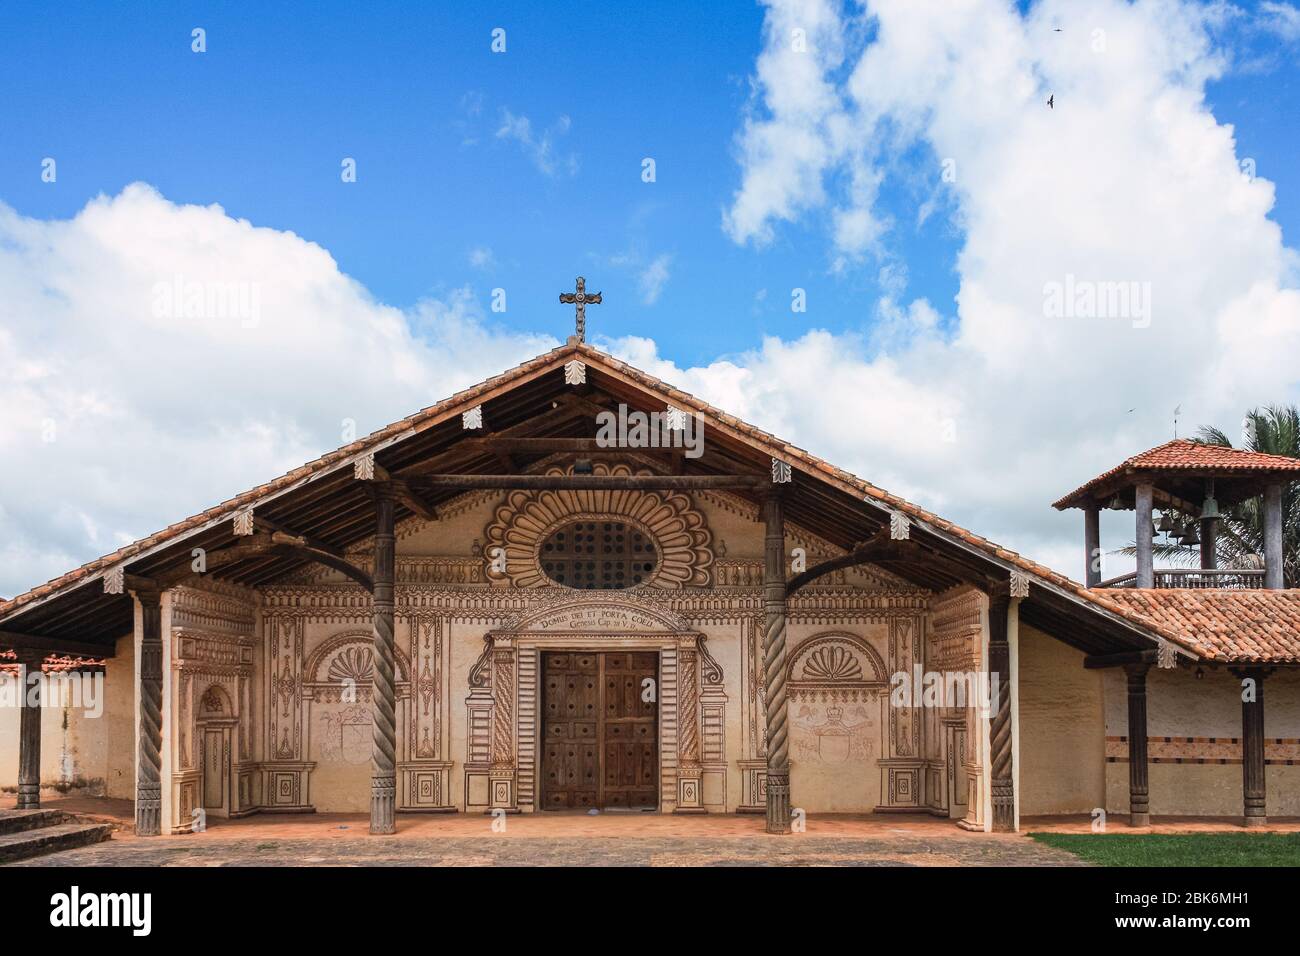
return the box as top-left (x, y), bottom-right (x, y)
top-left (118, 532), bottom-right (374, 593)
top-left (785, 532), bottom-right (999, 597)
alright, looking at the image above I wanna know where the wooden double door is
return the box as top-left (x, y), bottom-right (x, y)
top-left (540, 651), bottom-right (658, 810)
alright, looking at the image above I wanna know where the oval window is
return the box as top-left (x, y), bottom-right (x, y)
top-left (539, 520), bottom-right (658, 589)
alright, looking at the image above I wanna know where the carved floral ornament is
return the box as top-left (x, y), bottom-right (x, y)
top-left (483, 462), bottom-right (713, 589)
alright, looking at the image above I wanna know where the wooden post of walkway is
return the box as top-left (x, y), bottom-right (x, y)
top-left (762, 487), bottom-right (791, 834)
top-left (987, 591), bottom-right (1014, 832)
top-left (135, 589), bottom-right (164, 835)
top-left (1238, 667), bottom-right (1268, 827)
top-left (1123, 663), bottom-right (1150, 827)
top-left (16, 650), bottom-right (44, 810)
top-left (370, 484), bottom-right (398, 834)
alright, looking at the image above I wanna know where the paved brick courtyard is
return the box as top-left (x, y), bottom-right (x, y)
top-left (10, 796), bottom-right (1294, 867)
top-left (0, 799), bottom-right (1086, 866)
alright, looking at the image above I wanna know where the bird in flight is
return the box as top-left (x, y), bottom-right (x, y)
top-left (1047, 94), bottom-right (1055, 109)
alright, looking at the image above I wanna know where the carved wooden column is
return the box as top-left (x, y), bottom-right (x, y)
top-left (489, 637), bottom-right (518, 812)
top-left (1123, 663), bottom-right (1150, 826)
top-left (762, 487), bottom-right (791, 834)
top-left (369, 485), bottom-right (398, 834)
top-left (16, 651), bottom-right (45, 810)
top-left (987, 591), bottom-right (1014, 832)
top-left (136, 589), bottom-right (164, 836)
top-left (1134, 482), bottom-right (1154, 589)
top-left (674, 639), bottom-right (705, 813)
top-left (1235, 667), bottom-right (1268, 827)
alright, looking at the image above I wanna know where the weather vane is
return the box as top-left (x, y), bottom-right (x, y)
top-left (559, 276), bottom-right (601, 343)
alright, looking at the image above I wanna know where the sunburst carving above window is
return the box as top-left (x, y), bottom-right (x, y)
top-left (483, 462), bottom-right (713, 589)
top-left (800, 645), bottom-right (863, 682)
top-left (327, 646), bottom-right (374, 686)
top-left (788, 633), bottom-right (887, 702)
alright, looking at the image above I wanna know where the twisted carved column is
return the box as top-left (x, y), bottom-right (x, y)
top-left (1124, 663), bottom-right (1150, 826)
top-left (370, 487), bottom-right (398, 834)
top-left (987, 592), bottom-right (1014, 832)
top-left (678, 648), bottom-right (701, 766)
top-left (489, 640), bottom-right (518, 810)
top-left (675, 643), bottom-right (705, 812)
top-left (762, 489), bottom-right (791, 834)
top-left (16, 651), bottom-right (45, 810)
top-left (136, 589), bottom-right (164, 835)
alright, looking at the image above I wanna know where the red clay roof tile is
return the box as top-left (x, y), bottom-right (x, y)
top-left (1054, 439), bottom-right (1300, 509)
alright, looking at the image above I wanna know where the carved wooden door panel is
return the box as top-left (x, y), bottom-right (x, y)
top-left (600, 652), bottom-right (658, 809)
top-left (541, 653), bottom-right (600, 809)
top-left (541, 651), bottom-right (658, 810)
top-left (202, 728), bottom-right (225, 809)
top-left (947, 724), bottom-right (968, 818)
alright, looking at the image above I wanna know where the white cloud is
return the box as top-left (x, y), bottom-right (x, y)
top-left (495, 110), bottom-right (579, 177)
top-left (7, 0), bottom-right (1300, 600)
top-left (722, 0), bottom-right (856, 246)
top-left (468, 246), bottom-right (496, 269)
top-left (638, 254), bottom-right (673, 305)
top-left (707, 0), bottom-right (1300, 579)
top-left (0, 184), bottom-right (553, 597)
top-left (1259, 1), bottom-right (1300, 41)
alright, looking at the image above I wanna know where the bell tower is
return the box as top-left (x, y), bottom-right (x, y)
top-left (1053, 439), bottom-right (1300, 589)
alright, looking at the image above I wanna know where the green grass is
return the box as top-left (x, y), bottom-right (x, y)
top-left (1030, 831), bottom-right (1300, 866)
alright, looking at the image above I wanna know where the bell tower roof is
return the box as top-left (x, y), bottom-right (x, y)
top-left (1053, 438), bottom-right (1300, 511)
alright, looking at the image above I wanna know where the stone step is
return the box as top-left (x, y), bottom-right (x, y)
top-left (0, 808), bottom-right (67, 835)
top-left (0, 822), bottom-right (113, 864)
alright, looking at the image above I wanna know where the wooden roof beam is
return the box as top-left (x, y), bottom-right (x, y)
top-left (0, 628), bottom-right (117, 659)
top-left (405, 474), bottom-right (768, 492)
top-left (1084, 649), bottom-right (1160, 669)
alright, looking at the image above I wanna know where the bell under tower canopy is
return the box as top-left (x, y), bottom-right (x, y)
top-left (1053, 439), bottom-right (1300, 590)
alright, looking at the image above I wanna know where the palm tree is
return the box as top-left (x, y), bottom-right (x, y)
top-left (1196, 405), bottom-right (1300, 587)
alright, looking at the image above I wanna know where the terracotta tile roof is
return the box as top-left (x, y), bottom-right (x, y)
top-left (1054, 439), bottom-right (1300, 509)
top-left (568, 345), bottom-right (1261, 662)
top-left (2, 340), bottom-right (1296, 665)
top-left (1098, 590), bottom-right (1300, 664)
top-left (0, 342), bottom-right (574, 622)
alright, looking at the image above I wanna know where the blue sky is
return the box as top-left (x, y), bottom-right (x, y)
top-left (0, 2), bottom-right (1295, 363)
top-left (2, 0), bottom-right (1300, 593)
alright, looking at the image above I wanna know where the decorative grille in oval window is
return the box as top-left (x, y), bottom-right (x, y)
top-left (539, 520), bottom-right (659, 589)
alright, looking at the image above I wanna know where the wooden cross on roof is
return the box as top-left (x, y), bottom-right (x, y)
top-left (559, 276), bottom-right (601, 343)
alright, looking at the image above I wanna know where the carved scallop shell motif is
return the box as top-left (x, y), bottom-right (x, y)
top-left (327, 646), bottom-right (374, 685)
top-left (484, 462), bottom-right (713, 589)
top-left (800, 645), bottom-right (863, 682)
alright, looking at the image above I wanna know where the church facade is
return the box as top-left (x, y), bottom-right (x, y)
top-left (3, 337), bottom-right (1298, 838)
